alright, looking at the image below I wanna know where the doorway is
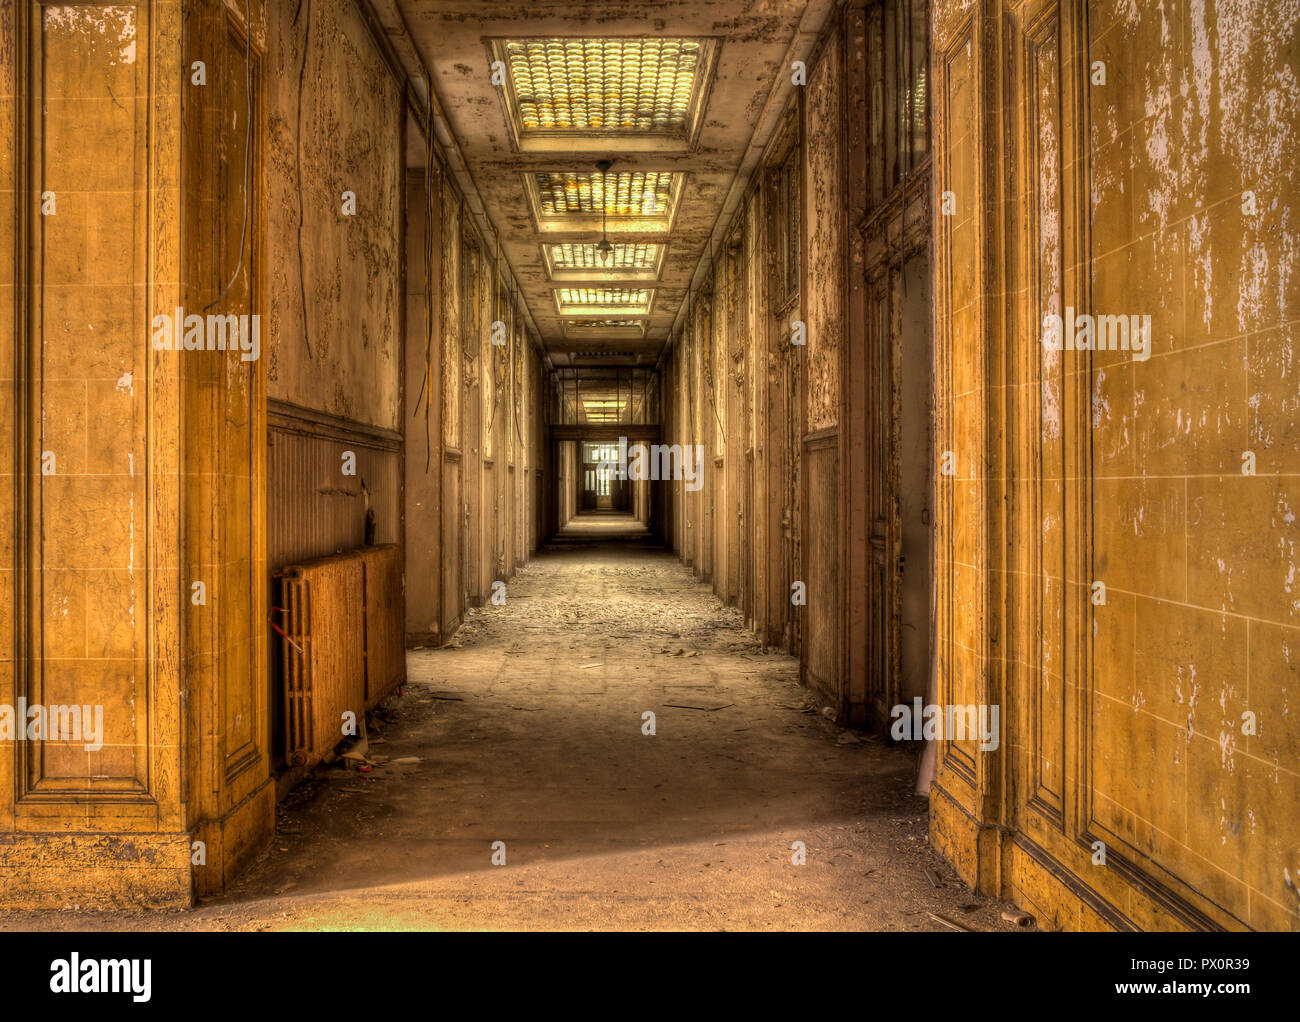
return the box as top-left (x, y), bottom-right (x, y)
top-left (580, 441), bottom-right (629, 512)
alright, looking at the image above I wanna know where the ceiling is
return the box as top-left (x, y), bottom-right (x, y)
top-left (395, 0), bottom-right (827, 369)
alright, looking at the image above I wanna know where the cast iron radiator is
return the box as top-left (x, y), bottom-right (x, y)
top-left (276, 544), bottom-right (405, 767)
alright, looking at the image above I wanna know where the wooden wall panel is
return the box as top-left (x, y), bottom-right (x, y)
top-left (462, 237), bottom-right (485, 604)
top-left (441, 453), bottom-right (462, 636)
top-left (803, 437), bottom-right (840, 704)
top-left (725, 231), bottom-right (745, 609)
top-left (799, 31), bottom-right (844, 713)
top-left (710, 262), bottom-right (729, 601)
top-left (744, 193), bottom-right (764, 631)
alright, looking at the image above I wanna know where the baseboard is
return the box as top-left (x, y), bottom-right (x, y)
top-left (928, 779), bottom-right (1239, 931)
top-left (0, 831), bottom-right (194, 910)
top-left (193, 779), bottom-right (276, 899)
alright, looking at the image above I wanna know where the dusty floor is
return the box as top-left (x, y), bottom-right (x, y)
top-left (3, 516), bottom-right (1025, 931)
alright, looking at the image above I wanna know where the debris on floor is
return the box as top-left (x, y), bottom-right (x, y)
top-left (662, 701), bottom-right (735, 711)
top-left (4, 539), bottom-right (1032, 933)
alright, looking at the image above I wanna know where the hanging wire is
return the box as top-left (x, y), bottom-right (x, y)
top-left (288, 0), bottom-right (313, 356)
top-left (511, 281), bottom-right (527, 450)
top-left (698, 235), bottom-right (728, 447)
top-left (410, 92), bottom-right (436, 473)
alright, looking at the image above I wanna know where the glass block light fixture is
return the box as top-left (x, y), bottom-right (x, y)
top-left (553, 287), bottom-right (654, 315)
top-left (546, 243), bottom-right (662, 271)
top-left (526, 171), bottom-right (683, 234)
top-left (534, 171), bottom-right (675, 218)
top-left (491, 37), bottom-right (717, 151)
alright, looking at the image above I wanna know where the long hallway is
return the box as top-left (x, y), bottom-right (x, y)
top-left (2, 0), bottom-right (1294, 938)
top-left (2, 525), bottom-right (1016, 931)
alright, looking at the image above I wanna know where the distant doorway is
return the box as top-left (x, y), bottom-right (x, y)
top-left (580, 442), bottom-right (629, 512)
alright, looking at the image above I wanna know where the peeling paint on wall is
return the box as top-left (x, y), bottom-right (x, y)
top-left (267, 0), bottom-right (402, 430)
top-left (805, 42), bottom-right (843, 434)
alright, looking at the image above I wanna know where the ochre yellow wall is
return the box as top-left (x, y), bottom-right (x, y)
top-left (265, 0), bottom-right (403, 432)
top-left (930, 0), bottom-right (1299, 931)
top-left (1, 0), bottom-right (193, 907)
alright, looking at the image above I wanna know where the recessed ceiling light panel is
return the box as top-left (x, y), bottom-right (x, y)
top-left (526, 172), bottom-right (683, 233)
top-left (543, 242), bottom-right (666, 281)
top-left (491, 37), bottom-right (718, 152)
top-left (563, 319), bottom-right (647, 340)
top-left (553, 287), bottom-right (655, 316)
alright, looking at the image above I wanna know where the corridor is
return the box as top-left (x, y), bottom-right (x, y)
top-left (1, 0), bottom-right (1295, 936)
top-left (2, 527), bottom-right (1013, 931)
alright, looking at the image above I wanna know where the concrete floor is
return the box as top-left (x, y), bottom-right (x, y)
top-left (4, 517), bottom-right (1023, 931)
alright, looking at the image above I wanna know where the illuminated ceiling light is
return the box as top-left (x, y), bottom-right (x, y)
top-left (494, 37), bottom-right (716, 151)
top-left (534, 171), bottom-right (676, 218)
top-left (562, 318), bottom-right (647, 339)
top-left (582, 397), bottom-right (625, 423)
top-left (547, 243), bottom-right (662, 271)
top-left (558, 288), bottom-right (650, 306)
top-left (527, 171), bottom-right (683, 237)
top-left (554, 287), bottom-right (654, 315)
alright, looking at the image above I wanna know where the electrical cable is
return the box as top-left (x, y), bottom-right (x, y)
top-left (291, 0), bottom-right (312, 356)
top-left (411, 97), bottom-right (435, 473)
